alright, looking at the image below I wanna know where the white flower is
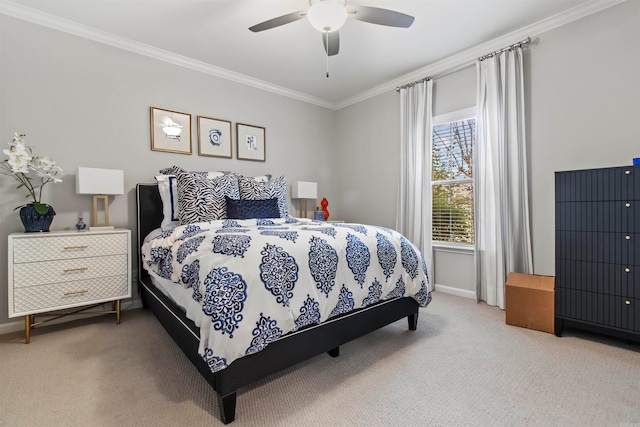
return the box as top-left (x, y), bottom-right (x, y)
top-left (8, 154), bottom-right (31, 173)
top-left (3, 142), bottom-right (30, 159)
top-left (32, 156), bottom-right (58, 172)
top-left (0, 133), bottom-right (64, 209)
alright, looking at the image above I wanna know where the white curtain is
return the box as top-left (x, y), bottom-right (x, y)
top-left (397, 80), bottom-right (434, 289)
top-left (475, 47), bottom-right (533, 309)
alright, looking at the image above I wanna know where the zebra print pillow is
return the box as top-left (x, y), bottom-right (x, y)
top-left (156, 171), bottom-right (227, 230)
top-left (176, 171), bottom-right (240, 224)
top-left (238, 175), bottom-right (289, 218)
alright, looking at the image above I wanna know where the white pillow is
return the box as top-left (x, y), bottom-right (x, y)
top-left (156, 174), bottom-right (179, 230)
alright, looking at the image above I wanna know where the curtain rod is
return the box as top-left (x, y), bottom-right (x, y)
top-left (396, 37), bottom-right (531, 92)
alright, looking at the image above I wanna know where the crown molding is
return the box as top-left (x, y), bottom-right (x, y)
top-left (0, 0), bottom-right (626, 111)
top-left (335, 0), bottom-right (626, 110)
top-left (0, 0), bottom-right (335, 110)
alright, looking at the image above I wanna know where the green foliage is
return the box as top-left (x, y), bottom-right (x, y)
top-left (33, 201), bottom-right (50, 215)
top-left (432, 119), bottom-right (476, 244)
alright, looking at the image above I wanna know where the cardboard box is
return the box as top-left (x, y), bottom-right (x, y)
top-left (505, 273), bottom-right (554, 334)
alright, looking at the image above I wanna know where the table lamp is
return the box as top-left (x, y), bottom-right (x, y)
top-left (76, 167), bottom-right (124, 230)
top-left (292, 181), bottom-right (317, 219)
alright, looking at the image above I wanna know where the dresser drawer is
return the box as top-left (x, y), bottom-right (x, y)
top-left (556, 231), bottom-right (640, 266)
top-left (556, 289), bottom-right (638, 332)
top-left (556, 201), bottom-right (637, 232)
top-left (12, 233), bottom-right (128, 263)
top-left (555, 259), bottom-right (637, 296)
top-left (12, 275), bottom-right (129, 315)
top-left (556, 166), bottom-right (638, 202)
top-left (13, 254), bottom-right (128, 288)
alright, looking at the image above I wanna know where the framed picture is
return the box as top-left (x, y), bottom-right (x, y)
top-left (198, 116), bottom-right (232, 158)
top-left (236, 123), bottom-right (266, 162)
top-left (150, 106), bottom-right (192, 155)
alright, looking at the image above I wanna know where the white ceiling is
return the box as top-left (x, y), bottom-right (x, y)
top-left (2, 0), bottom-right (615, 108)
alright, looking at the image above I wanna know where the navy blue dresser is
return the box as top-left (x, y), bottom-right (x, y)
top-left (555, 166), bottom-right (640, 341)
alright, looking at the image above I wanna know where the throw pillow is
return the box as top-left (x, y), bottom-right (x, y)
top-left (176, 171), bottom-right (240, 224)
top-left (238, 175), bottom-right (289, 217)
top-left (225, 196), bottom-right (280, 219)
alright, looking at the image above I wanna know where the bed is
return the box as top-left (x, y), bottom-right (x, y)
top-left (136, 180), bottom-right (431, 424)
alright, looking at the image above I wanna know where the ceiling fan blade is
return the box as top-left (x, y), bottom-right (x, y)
top-left (322, 31), bottom-right (340, 56)
top-left (249, 10), bottom-right (307, 32)
top-left (345, 5), bottom-right (414, 28)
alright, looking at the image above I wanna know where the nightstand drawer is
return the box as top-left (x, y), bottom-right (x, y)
top-left (8, 229), bottom-right (132, 342)
top-left (12, 276), bottom-right (129, 315)
top-left (12, 233), bottom-right (128, 263)
top-left (13, 254), bottom-right (128, 288)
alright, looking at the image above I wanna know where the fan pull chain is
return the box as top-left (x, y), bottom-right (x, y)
top-left (325, 31), bottom-right (330, 78)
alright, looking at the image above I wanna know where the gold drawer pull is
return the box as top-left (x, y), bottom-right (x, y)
top-left (63, 267), bottom-right (88, 273)
top-left (626, 203), bottom-right (631, 208)
top-left (63, 245), bottom-right (88, 250)
top-left (625, 300), bottom-right (631, 305)
top-left (63, 289), bottom-right (88, 297)
top-left (625, 268), bottom-right (630, 273)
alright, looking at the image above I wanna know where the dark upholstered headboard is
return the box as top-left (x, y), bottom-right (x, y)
top-left (136, 183), bottom-right (163, 283)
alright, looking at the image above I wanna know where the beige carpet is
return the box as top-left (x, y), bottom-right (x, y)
top-left (1, 292), bottom-right (638, 427)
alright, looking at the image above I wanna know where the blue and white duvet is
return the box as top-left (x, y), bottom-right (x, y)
top-left (141, 218), bottom-right (431, 373)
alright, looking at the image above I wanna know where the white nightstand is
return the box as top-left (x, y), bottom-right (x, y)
top-left (8, 228), bottom-right (131, 343)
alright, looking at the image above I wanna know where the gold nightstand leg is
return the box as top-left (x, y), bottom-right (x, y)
top-left (24, 315), bottom-right (31, 344)
top-left (116, 300), bottom-right (121, 324)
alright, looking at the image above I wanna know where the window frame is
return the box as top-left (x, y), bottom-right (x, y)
top-left (431, 106), bottom-right (477, 248)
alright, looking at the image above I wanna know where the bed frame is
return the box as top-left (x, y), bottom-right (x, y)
top-left (135, 183), bottom-right (420, 424)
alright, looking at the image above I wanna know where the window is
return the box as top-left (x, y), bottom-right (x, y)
top-left (432, 108), bottom-right (476, 244)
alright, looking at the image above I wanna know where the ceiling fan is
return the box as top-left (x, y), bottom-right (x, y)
top-left (249, 0), bottom-right (415, 59)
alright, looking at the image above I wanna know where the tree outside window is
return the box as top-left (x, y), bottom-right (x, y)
top-left (432, 116), bottom-right (476, 244)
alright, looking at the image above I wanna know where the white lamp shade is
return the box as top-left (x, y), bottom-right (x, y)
top-left (76, 167), bottom-right (125, 195)
top-left (307, 1), bottom-right (347, 32)
top-left (292, 181), bottom-right (318, 199)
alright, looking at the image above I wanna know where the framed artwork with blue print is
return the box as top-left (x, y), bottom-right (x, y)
top-left (236, 123), bottom-right (266, 162)
top-left (198, 116), bottom-right (232, 158)
top-left (150, 106), bottom-right (192, 155)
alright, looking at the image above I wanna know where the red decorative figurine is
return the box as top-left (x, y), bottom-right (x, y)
top-left (321, 197), bottom-right (329, 221)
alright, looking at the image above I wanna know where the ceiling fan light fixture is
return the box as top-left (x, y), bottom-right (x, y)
top-left (307, 1), bottom-right (347, 32)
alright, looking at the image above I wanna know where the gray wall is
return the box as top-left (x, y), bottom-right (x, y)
top-left (337, 0), bottom-right (640, 292)
top-left (0, 16), bottom-right (337, 326)
top-left (334, 90), bottom-right (400, 228)
top-left (527, 0), bottom-right (640, 275)
top-left (1, 1), bottom-right (639, 328)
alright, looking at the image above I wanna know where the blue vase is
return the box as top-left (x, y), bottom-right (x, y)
top-left (19, 204), bottom-right (55, 232)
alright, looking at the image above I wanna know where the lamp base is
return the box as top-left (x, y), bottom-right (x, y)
top-left (92, 194), bottom-right (113, 229)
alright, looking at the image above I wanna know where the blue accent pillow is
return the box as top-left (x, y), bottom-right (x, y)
top-left (225, 196), bottom-right (280, 219)
top-left (238, 175), bottom-right (289, 217)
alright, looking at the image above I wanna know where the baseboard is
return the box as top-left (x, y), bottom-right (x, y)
top-left (0, 297), bottom-right (144, 337)
top-left (434, 284), bottom-right (476, 300)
